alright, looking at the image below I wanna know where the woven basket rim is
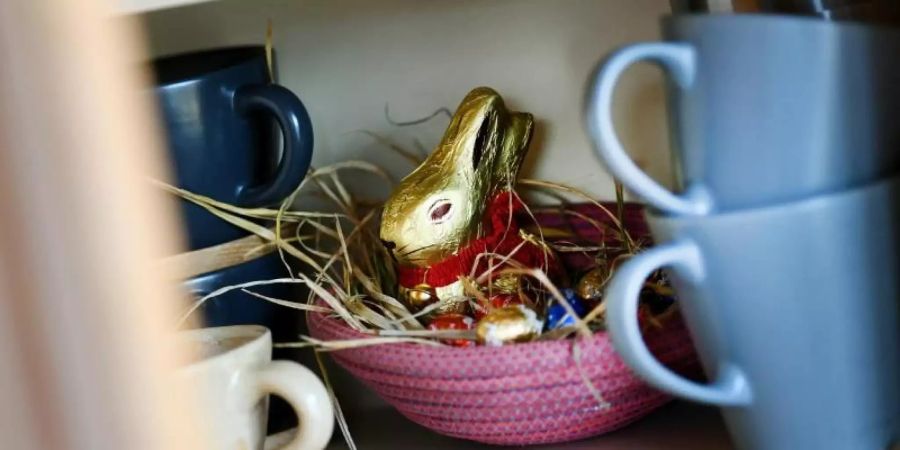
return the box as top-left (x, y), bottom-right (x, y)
top-left (307, 304), bottom-right (684, 359)
top-left (308, 306), bottom-right (615, 352)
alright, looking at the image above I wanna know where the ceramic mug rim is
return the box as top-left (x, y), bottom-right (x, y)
top-left (660, 11), bottom-right (900, 33)
top-left (176, 324), bottom-right (270, 373)
top-left (152, 46), bottom-right (267, 86)
top-left (647, 175), bottom-right (899, 226)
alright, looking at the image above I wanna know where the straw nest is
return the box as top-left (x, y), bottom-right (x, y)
top-left (162, 158), bottom-right (674, 347)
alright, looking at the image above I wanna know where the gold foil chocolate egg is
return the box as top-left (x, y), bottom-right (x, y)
top-left (576, 266), bottom-right (609, 300)
top-left (404, 283), bottom-right (436, 309)
top-left (475, 304), bottom-right (543, 347)
top-left (490, 273), bottom-right (521, 294)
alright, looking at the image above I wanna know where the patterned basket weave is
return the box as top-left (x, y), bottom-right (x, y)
top-left (307, 203), bottom-right (700, 446)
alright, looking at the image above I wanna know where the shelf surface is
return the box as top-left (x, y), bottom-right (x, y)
top-left (266, 400), bottom-right (734, 450)
top-left (263, 329), bottom-right (733, 449)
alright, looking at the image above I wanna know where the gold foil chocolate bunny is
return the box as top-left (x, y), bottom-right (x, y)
top-left (380, 87), bottom-right (559, 345)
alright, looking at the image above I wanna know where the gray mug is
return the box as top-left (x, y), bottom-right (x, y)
top-left (604, 176), bottom-right (900, 449)
top-left (586, 15), bottom-right (900, 215)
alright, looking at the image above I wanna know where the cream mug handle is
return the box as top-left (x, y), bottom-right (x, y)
top-left (604, 239), bottom-right (752, 406)
top-left (585, 42), bottom-right (713, 216)
top-left (254, 361), bottom-right (334, 450)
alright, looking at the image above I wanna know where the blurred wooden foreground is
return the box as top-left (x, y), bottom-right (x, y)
top-left (0, 0), bottom-right (206, 449)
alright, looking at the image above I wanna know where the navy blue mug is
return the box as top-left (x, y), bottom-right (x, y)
top-left (153, 46), bottom-right (313, 250)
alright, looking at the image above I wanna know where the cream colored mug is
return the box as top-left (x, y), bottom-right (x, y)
top-left (176, 325), bottom-right (333, 450)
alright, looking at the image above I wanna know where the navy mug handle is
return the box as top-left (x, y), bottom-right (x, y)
top-left (233, 84), bottom-right (313, 206)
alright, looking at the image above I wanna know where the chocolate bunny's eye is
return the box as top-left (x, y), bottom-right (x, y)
top-left (428, 200), bottom-right (453, 223)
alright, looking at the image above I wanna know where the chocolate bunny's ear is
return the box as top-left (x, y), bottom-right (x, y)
top-left (494, 112), bottom-right (534, 188)
top-left (455, 88), bottom-right (534, 190)
top-left (470, 110), bottom-right (494, 173)
top-left (416, 87), bottom-right (533, 193)
top-left (436, 87), bottom-right (505, 183)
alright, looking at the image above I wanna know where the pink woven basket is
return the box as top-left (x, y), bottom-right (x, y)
top-left (307, 203), bottom-right (700, 446)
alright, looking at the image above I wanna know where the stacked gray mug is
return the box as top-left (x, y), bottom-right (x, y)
top-left (585, 14), bottom-right (900, 450)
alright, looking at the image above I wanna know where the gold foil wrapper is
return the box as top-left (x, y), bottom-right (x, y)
top-left (576, 266), bottom-right (609, 301)
top-left (402, 283), bottom-right (435, 309)
top-left (489, 273), bottom-right (521, 295)
top-left (380, 87), bottom-right (534, 269)
top-left (401, 282), bottom-right (468, 315)
top-left (475, 304), bottom-right (543, 346)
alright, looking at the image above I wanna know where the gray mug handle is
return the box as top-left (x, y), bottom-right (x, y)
top-left (605, 239), bottom-right (752, 406)
top-left (585, 42), bottom-right (713, 216)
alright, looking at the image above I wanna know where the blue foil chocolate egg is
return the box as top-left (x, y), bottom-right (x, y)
top-left (546, 288), bottom-right (587, 330)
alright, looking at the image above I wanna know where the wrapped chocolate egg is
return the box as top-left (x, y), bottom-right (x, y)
top-left (576, 266), bottom-right (609, 301)
top-left (402, 283), bottom-right (436, 310)
top-left (474, 292), bottom-right (523, 320)
top-left (427, 313), bottom-right (475, 347)
top-left (490, 273), bottom-right (521, 294)
top-left (546, 288), bottom-right (587, 330)
top-left (476, 304), bottom-right (543, 346)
